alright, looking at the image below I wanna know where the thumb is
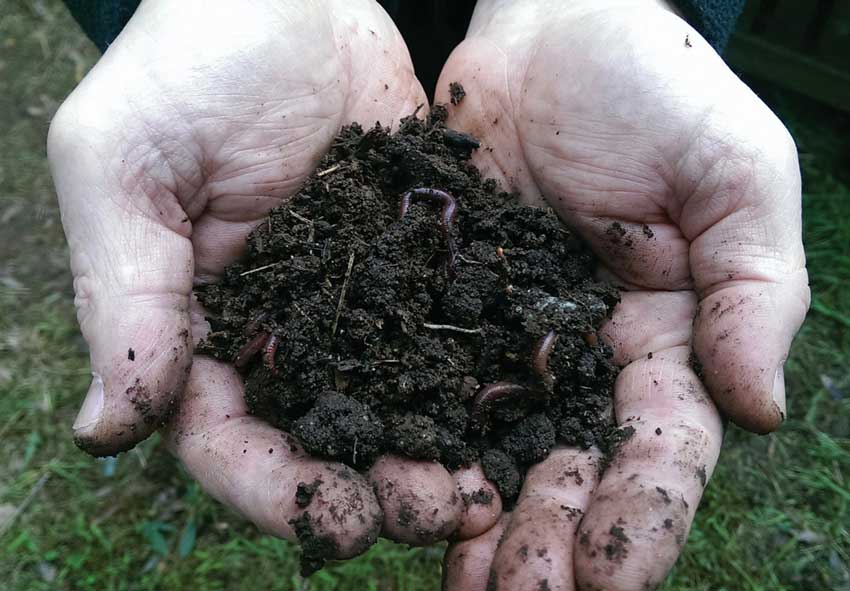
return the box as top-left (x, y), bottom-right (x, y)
top-left (48, 101), bottom-right (193, 457)
top-left (684, 109), bottom-right (810, 433)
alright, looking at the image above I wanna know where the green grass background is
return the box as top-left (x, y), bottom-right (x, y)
top-left (1, 1), bottom-right (848, 589)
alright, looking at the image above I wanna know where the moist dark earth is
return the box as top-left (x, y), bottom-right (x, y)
top-left (196, 97), bottom-right (621, 572)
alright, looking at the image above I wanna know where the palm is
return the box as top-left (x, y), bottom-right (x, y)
top-left (436, 1), bottom-right (807, 589)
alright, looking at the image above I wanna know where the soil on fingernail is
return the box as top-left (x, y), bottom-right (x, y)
top-left (196, 95), bottom-right (621, 566)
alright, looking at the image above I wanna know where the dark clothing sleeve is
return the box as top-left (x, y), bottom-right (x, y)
top-left (63, 0), bottom-right (745, 56)
top-left (62, 0), bottom-right (140, 53)
top-left (674, 0), bottom-right (746, 51)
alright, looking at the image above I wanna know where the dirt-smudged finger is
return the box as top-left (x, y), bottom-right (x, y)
top-left (369, 455), bottom-right (463, 545)
top-left (488, 448), bottom-right (601, 591)
top-left (453, 463), bottom-right (503, 540)
top-left (575, 346), bottom-right (722, 591)
top-left (164, 357), bottom-right (382, 560)
top-left (443, 514), bottom-right (509, 591)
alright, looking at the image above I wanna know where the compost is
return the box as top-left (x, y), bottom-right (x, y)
top-left (196, 100), bottom-right (621, 512)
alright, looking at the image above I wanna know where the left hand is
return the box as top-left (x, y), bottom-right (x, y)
top-left (435, 0), bottom-right (809, 589)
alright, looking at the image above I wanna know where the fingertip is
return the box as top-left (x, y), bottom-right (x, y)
top-left (720, 364), bottom-right (785, 434)
top-left (453, 464), bottom-right (503, 540)
top-left (575, 487), bottom-right (691, 591)
top-left (74, 327), bottom-right (191, 457)
top-left (369, 456), bottom-right (463, 545)
top-left (692, 276), bottom-right (807, 435)
top-left (283, 462), bottom-right (384, 560)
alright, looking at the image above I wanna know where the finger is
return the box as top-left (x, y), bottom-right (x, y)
top-left (48, 110), bottom-right (193, 457)
top-left (164, 356), bottom-right (382, 560)
top-left (443, 514), bottom-right (509, 591)
top-left (368, 456), bottom-right (463, 545)
top-left (575, 345), bottom-right (723, 591)
top-left (487, 448), bottom-right (601, 591)
top-left (454, 464), bottom-right (503, 540)
top-left (599, 290), bottom-right (697, 367)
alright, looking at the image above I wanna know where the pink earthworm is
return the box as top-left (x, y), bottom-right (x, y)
top-left (399, 188), bottom-right (458, 267)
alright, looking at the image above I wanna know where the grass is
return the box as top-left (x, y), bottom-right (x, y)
top-left (1, 1), bottom-right (848, 589)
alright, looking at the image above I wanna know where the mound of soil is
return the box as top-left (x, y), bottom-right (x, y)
top-left (196, 102), bottom-right (620, 506)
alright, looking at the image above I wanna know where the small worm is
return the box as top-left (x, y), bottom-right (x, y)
top-left (243, 311), bottom-right (269, 335)
top-left (234, 331), bottom-right (270, 369)
top-left (263, 334), bottom-right (280, 374)
top-left (532, 330), bottom-right (558, 390)
top-left (470, 381), bottom-right (528, 424)
top-left (399, 188), bottom-right (458, 266)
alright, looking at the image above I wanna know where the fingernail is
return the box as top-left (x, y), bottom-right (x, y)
top-left (772, 366), bottom-right (787, 422)
top-left (73, 373), bottom-right (104, 432)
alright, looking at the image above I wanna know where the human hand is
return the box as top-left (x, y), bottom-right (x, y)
top-left (49, 0), bottom-right (500, 565)
top-left (435, 0), bottom-right (809, 588)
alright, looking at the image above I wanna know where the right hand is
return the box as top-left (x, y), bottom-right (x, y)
top-left (49, 0), bottom-right (500, 563)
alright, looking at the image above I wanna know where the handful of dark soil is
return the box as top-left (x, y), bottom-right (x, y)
top-left (196, 105), bottom-right (620, 502)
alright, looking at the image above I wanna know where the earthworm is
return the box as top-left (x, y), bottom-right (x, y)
top-left (583, 332), bottom-right (598, 347)
top-left (243, 311), bottom-right (269, 335)
top-left (263, 334), bottom-right (280, 374)
top-left (470, 381), bottom-right (529, 424)
top-left (234, 331), bottom-right (270, 369)
top-left (532, 330), bottom-right (558, 390)
top-left (399, 188), bottom-right (458, 266)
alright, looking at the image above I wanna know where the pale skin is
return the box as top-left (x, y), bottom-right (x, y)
top-left (48, 0), bottom-right (809, 589)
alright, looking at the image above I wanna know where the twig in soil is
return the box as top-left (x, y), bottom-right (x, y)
top-left (331, 252), bottom-right (356, 337)
top-left (457, 254), bottom-right (484, 265)
top-left (532, 330), bottom-right (558, 390)
top-left (240, 262), bottom-right (282, 277)
top-left (422, 323), bottom-right (482, 335)
top-left (289, 210), bottom-right (313, 224)
top-left (289, 210), bottom-right (315, 242)
top-left (291, 302), bottom-right (311, 322)
top-left (399, 188), bottom-right (458, 269)
top-left (316, 163), bottom-right (341, 177)
top-left (470, 381), bottom-right (529, 424)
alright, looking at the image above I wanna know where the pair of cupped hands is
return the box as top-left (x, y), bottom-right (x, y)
top-left (48, 0), bottom-right (809, 589)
